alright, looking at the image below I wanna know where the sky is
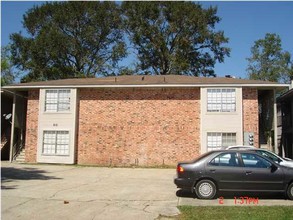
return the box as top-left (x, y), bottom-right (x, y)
top-left (1, 1), bottom-right (293, 80)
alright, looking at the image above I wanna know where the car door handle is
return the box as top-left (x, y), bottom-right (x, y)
top-left (246, 171), bottom-right (252, 175)
top-left (210, 169), bottom-right (216, 173)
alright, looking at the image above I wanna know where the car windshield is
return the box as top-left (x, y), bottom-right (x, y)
top-left (255, 150), bottom-right (282, 163)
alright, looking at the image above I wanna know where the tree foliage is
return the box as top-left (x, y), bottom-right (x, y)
top-left (1, 45), bottom-right (15, 86)
top-left (10, 1), bottom-right (230, 82)
top-left (10, 1), bottom-right (126, 82)
top-left (247, 33), bottom-right (293, 83)
top-left (122, 1), bottom-right (230, 76)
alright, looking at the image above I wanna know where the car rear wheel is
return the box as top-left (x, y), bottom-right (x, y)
top-left (195, 179), bottom-right (217, 199)
top-left (287, 182), bottom-right (293, 200)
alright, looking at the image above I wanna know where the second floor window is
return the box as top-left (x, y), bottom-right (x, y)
top-left (45, 89), bottom-right (71, 112)
top-left (207, 88), bottom-right (236, 112)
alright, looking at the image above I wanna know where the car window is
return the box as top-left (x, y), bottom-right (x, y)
top-left (191, 151), bottom-right (215, 163)
top-left (241, 153), bottom-right (272, 168)
top-left (209, 153), bottom-right (240, 167)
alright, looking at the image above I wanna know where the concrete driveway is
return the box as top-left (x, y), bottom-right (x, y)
top-left (1, 162), bottom-right (179, 220)
top-left (2, 162), bottom-right (292, 220)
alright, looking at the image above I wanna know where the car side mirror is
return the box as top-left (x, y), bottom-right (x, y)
top-left (271, 164), bottom-right (278, 172)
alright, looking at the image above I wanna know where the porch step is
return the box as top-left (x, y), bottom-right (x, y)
top-left (15, 148), bottom-right (25, 163)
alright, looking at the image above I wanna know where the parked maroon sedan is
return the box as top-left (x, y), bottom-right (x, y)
top-left (174, 150), bottom-right (293, 200)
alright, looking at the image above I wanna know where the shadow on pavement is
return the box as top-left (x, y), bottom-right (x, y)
top-left (176, 189), bottom-right (287, 200)
top-left (1, 166), bottom-right (62, 190)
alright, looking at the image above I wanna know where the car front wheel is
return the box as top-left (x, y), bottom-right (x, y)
top-left (195, 179), bottom-right (217, 199)
top-left (287, 182), bottom-right (293, 200)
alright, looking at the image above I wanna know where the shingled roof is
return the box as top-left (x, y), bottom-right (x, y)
top-left (3, 75), bottom-right (288, 89)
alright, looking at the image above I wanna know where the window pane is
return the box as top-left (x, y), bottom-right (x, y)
top-left (207, 132), bottom-right (236, 151)
top-left (42, 131), bottom-right (69, 155)
top-left (43, 131), bottom-right (56, 154)
top-left (209, 153), bottom-right (239, 167)
top-left (207, 88), bottom-right (236, 112)
top-left (45, 89), bottom-right (71, 112)
top-left (222, 133), bottom-right (236, 147)
top-left (56, 131), bottom-right (69, 155)
top-left (258, 151), bottom-right (279, 163)
top-left (241, 153), bottom-right (271, 168)
top-left (45, 90), bottom-right (58, 112)
top-left (58, 90), bottom-right (71, 111)
top-left (207, 132), bottom-right (222, 151)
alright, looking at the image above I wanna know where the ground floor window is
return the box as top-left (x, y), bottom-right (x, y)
top-left (42, 131), bottom-right (69, 155)
top-left (207, 132), bottom-right (236, 151)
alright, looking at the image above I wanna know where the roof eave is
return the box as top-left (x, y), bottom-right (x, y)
top-left (3, 83), bottom-right (290, 90)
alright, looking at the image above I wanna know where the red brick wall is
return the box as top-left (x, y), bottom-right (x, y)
top-left (77, 88), bottom-right (200, 166)
top-left (243, 88), bottom-right (259, 147)
top-left (25, 90), bottom-right (39, 162)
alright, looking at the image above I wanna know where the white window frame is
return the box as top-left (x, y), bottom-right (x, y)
top-left (42, 130), bottom-right (70, 156)
top-left (207, 88), bottom-right (236, 112)
top-left (207, 132), bottom-right (236, 151)
top-left (45, 89), bottom-right (71, 112)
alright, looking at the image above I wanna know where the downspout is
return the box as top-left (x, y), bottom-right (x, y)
top-left (9, 93), bottom-right (16, 162)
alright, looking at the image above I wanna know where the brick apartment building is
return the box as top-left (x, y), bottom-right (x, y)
top-left (3, 75), bottom-right (289, 166)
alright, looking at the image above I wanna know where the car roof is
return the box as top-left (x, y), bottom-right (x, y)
top-left (226, 145), bottom-right (255, 148)
top-left (225, 146), bottom-right (256, 150)
top-left (209, 149), bottom-right (261, 154)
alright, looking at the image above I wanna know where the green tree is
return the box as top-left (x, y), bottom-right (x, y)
top-left (122, 1), bottom-right (230, 76)
top-left (1, 45), bottom-right (15, 86)
top-left (279, 51), bottom-right (293, 83)
top-left (10, 1), bottom-right (126, 82)
top-left (247, 33), bottom-right (293, 83)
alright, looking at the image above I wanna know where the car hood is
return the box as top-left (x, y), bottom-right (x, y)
top-left (280, 160), bottom-right (293, 168)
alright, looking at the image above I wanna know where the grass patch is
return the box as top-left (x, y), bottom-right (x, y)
top-left (177, 206), bottom-right (293, 220)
